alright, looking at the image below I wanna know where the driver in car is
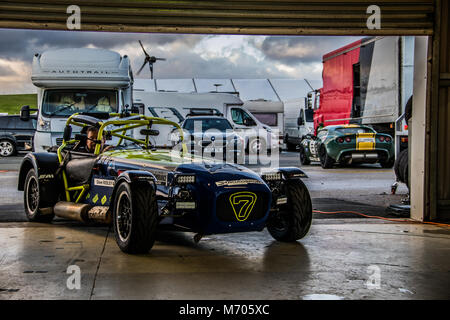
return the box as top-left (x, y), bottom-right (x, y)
top-left (82, 126), bottom-right (114, 153)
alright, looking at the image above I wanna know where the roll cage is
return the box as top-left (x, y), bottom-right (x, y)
top-left (57, 112), bottom-right (187, 203)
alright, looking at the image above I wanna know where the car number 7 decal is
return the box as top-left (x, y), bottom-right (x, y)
top-left (229, 192), bottom-right (257, 222)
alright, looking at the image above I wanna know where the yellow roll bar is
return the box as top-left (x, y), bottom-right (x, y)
top-left (57, 112), bottom-right (188, 202)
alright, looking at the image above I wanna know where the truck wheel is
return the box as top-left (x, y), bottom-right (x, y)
top-left (299, 146), bottom-right (310, 165)
top-left (267, 179), bottom-right (312, 241)
top-left (24, 169), bottom-right (55, 222)
top-left (0, 139), bottom-right (16, 157)
top-left (319, 145), bottom-right (334, 169)
top-left (380, 156), bottom-right (395, 168)
top-left (394, 148), bottom-right (409, 188)
top-left (113, 182), bottom-right (159, 254)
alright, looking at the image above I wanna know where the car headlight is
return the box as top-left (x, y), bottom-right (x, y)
top-left (261, 172), bottom-right (282, 181)
top-left (175, 174), bottom-right (196, 184)
top-left (38, 117), bottom-right (51, 131)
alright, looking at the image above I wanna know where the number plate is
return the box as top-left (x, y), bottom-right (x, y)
top-left (357, 138), bottom-right (375, 143)
top-left (204, 147), bottom-right (223, 153)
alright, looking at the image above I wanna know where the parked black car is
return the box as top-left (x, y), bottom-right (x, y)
top-left (0, 115), bottom-right (36, 157)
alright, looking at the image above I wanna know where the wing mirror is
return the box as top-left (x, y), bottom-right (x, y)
top-left (20, 105), bottom-right (38, 121)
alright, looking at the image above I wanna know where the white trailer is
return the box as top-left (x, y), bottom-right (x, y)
top-left (23, 48), bottom-right (133, 152)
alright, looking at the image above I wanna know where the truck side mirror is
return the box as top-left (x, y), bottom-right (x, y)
top-left (20, 105), bottom-right (30, 121)
top-left (297, 117), bottom-right (304, 126)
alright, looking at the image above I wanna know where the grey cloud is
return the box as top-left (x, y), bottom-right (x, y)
top-left (0, 28), bottom-right (203, 63)
top-left (259, 36), bottom-right (363, 65)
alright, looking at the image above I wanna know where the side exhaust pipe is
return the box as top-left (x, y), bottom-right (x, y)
top-left (53, 202), bottom-right (112, 224)
top-left (54, 202), bottom-right (91, 222)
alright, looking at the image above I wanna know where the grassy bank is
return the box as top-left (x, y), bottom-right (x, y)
top-left (0, 94), bottom-right (37, 115)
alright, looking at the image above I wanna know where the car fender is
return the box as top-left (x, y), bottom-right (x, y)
top-left (0, 133), bottom-right (16, 144)
top-left (18, 152), bottom-right (60, 191)
top-left (110, 170), bottom-right (157, 208)
top-left (274, 167), bottom-right (308, 179)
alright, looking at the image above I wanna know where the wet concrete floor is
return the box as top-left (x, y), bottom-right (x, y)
top-left (0, 220), bottom-right (448, 300)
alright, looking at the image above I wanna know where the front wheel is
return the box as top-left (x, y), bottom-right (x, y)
top-left (0, 139), bottom-right (16, 157)
top-left (247, 138), bottom-right (266, 155)
top-left (113, 182), bottom-right (159, 254)
top-left (299, 146), bottom-right (311, 165)
top-left (24, 169), bottom-right (54, 222)
top-left (267, 179), bottom-right (312, 242)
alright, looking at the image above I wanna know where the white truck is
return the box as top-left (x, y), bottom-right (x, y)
top-left (20, 48), bottom-right (133, 152)
top-left (283, 97), bottom-right (316, 151)
top-left (133, 90), bottom-right (279, 153)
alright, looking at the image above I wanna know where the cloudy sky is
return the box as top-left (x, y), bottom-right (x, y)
top-left (0, 28), bottom-right (362, 96)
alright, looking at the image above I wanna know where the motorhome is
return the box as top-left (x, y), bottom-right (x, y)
top-left (133, 90), bottom-right (279, 153)
top-left (243, 99), bottom-right (284, 145)
top-left (21, 48), bottom-right (133, 152)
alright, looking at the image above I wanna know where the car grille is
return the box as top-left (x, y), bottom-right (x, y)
top-left (216, 191), bottom-right (269, 222)
top-left (56, 138), bottom-right (63, 146)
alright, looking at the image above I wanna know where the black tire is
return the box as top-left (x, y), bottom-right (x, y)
top-left (113, 182), bottom-right (159, 254)
top-left (299, 146), bottom-right (311, 165)
top-left (247, 137), bottom-right (266, 155)
top-left (267, 179), bottom-right (312, 242)
top-left (23, 169), bottom-right (55, 222)
top-left (380, 156), bottom-right (395, 168)
top-left (0, 139), bottom-right (16, 157)
top-left (286, 137), bottom-right (297, 151)
top-left (319, 145), bottom-right (334, 169)
top-left (394, 148), bottom-right (408, 184)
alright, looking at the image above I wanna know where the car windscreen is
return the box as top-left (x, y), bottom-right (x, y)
top-left (42, 89), bottom-right (118, 117)
top-left (183, 118), bottom-right (233, 132)
top-left (335, 127), bottom-right (374, 134)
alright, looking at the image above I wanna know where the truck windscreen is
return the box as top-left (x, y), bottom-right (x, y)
top-left (42, 89), bottom-right (118, 117)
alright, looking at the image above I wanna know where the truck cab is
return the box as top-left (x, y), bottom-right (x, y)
top-left (22, 48), bottom-right (133, 152)
top-left (283, 91), bottom-right (317, 151)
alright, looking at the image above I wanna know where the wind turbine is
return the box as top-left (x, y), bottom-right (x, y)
top-left (136, 40), bottom-right (166, 79)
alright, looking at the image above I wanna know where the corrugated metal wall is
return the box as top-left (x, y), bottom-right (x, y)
top-left (436, 0), bottom-right (450, 218)
top-left (0, 0), bottom-right (434, 35)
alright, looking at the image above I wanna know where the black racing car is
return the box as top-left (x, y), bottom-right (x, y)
top-left (18, 112), bottom-right (313, 254)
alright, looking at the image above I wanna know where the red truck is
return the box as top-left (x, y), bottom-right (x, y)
top-left (313, 36), bottom-right (413, 157)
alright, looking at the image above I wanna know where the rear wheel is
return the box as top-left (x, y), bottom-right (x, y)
top-left (319, 145), bottom-right (334, 169)
top-left (299, 146), bottom-right (310, 165)
top-left (267, 179), bottom-right (312, 242)
top-left (0, 139), bottom-right (16, 157)
top-left (113, 182), bottom-right (159, 254)
top-left (24, 169), bottom-right (55, 222)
